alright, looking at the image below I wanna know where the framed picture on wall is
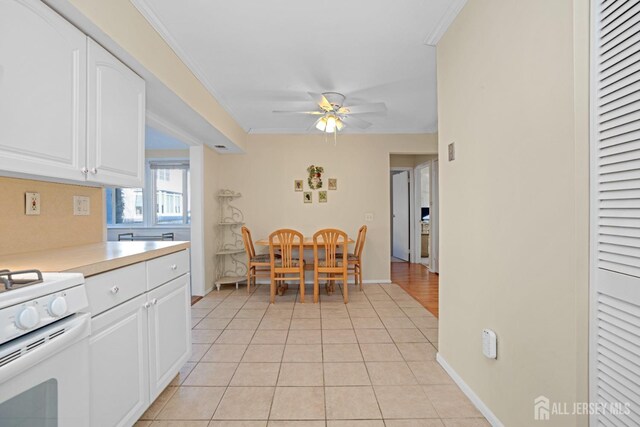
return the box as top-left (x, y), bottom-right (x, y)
top-left (319, 191), bottom-right (328, 203)
top-left (303, 192), bottom-right (312, 203)
top-left (328, 178), bottom-right (337, 190)
top-left (294, 180), bottom-right (303, 191)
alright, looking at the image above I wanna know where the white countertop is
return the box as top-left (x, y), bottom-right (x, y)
top-left (0, 241), bottom-right (190, 277)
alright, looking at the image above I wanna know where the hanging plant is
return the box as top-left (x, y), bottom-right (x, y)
top-left (307, 165), bottom-right (324, 190)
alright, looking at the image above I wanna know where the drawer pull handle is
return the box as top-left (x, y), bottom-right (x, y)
top-left (152, 298), bottom-right (158, 305)
top-left (111, 286), bottom-right (120, 294)
top-left (170, 264), bottom-right (178, 271)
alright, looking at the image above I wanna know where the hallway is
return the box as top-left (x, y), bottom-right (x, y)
top-left (391, 262), bottom-right (439, 318)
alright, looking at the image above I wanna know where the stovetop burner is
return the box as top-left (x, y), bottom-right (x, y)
top-left (0, 269), bottom-right (44, 292)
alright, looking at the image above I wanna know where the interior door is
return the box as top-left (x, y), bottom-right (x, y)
top-left (590, 1), bottom-right (640, 425)
top-left (430, 160), bottom-right (439, 273)
top-left (392, 171), bottom-right (410, 261)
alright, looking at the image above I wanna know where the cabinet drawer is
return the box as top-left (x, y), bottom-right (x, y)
top-left (86, 263), bottom-right (146, 316)
top-left (146, 250), bottom-right (189, 290)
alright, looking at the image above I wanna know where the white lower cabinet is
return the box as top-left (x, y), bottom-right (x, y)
top-left (90, 295), bottom-right (149, 427)
top-left (148, 274), bottom-right (191, 401)
top-left (87, 252), bottom-right (191, 427)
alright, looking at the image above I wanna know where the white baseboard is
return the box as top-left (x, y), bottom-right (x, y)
top-left (436, 353), bottom-right (504, 427)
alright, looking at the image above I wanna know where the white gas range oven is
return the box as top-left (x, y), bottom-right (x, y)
top-left (0, 269), bottom-right (90, 426)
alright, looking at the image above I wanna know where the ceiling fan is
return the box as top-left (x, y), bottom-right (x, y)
top-left (273, 92), bottom-right (387, 134)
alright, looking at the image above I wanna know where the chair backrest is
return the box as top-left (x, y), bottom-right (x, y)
top-left (241, 226), bottom-right (256, 259)
top-left (269, 229), bottom-right (304, 269)
top-left (354, 225), bottom-right (368, 258)
top-left (313, 228), bottom-right (348, 268)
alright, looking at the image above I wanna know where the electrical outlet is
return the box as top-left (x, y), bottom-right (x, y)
top-left (364, 213), bottom-right (374, 222)
top-left (73, 196), bottom-right (90, 216)
top-left (25, 192), bottom-right (40, 215)
top-left (482, 329), bottom-right (497, 359)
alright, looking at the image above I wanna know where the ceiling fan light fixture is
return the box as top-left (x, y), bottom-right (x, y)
top-left (315, 116), bottom-right (328, 132)
top-left (325, 115), bottom-right (337, 133)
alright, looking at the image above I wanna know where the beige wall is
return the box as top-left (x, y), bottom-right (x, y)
top-left (0, 177), bottom-right (104, 256)
top-left (390, 154), bottom-right (436, 168)
top-left (437, 1), bottom-right (589, 426)
top-left (218, 133), bottom-right (437, 282)
top-left (65, 0), bottom-right (246, 150)
top-left (203, 145), bottom-right (220, 292)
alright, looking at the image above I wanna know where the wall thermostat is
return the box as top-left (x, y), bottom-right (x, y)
top-left (482, 329), bottom-right (497, 359)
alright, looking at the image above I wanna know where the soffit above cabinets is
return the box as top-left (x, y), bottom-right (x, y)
top-left (132, 0), bottom-right (467, 134)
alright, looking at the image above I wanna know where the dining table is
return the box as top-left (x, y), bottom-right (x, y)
top-left (254, 237), bottom-right (355, 247)
top-left (254, 236), bottom-right (354, 270)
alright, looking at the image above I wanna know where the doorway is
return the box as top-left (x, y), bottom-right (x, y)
top-left (415, 162), bottom-right (430, 267)
top-left (390, 169), bottom-right (412, 262)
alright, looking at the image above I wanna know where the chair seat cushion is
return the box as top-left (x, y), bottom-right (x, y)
top-left (275, 258), bottom-right (302, 267)
top-left (250, 254), bottom-right (271, 263)
top-left (317, 259), bottom-right (344, 267)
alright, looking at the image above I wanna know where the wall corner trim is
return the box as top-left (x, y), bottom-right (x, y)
top-left (436, 353), bottom-right (504, 427)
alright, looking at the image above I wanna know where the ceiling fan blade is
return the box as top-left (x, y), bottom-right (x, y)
top-left (272, 110), bottom-right (324, 115)
top-left (342, 115), bottom-right (372, 129)
top-left (308, 92), bottom-right (334, 112)
top-left (338, 102), bottom-right (387, 115)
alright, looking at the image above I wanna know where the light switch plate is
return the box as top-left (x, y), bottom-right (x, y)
top-left (25, 192), bottom-right (40, 215)
top-left (73, 196), bottom-right (90, 216)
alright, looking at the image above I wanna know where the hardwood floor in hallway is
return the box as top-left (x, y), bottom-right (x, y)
top-left (391, 261), bottom-right (439, 317)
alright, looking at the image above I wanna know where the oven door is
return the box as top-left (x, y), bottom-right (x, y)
top-left (0, 313), bottom-right (90, 427)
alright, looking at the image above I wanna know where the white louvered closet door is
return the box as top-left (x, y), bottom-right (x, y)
top-left (591, 0), bottom-right (640, 426)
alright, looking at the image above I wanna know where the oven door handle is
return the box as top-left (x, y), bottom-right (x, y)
top-left (0, 313), bottom-right (91, 384)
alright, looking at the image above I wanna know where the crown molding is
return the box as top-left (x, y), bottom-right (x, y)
top-left (248, 125), bottom-right (438, 135)
top-left (423, 0), bottom-right (467, 46)
top-left (131, 0), bottom-right (248, 132)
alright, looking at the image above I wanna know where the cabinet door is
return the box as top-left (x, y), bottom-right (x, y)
top-left (147, 273), bottom-right (191, 401)
top-left (0, 0), bottom-right (87, 181)
top-left (90, 294), bottom-right (149, 427)
top-left (87, 38), bottom-right (145, 187)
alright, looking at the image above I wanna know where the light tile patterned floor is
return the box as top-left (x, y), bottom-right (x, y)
top-left (136, 283), bottom-right (489, 427)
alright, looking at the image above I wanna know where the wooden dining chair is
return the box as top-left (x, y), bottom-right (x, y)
top-left (313, 228), bottom-right (349, 304)
top-left (269, 229), bottom-right (305, 304)
top-left (241, 226), bottom-right (273, 293)
top-left (347, 225), bottom-right (367, 291)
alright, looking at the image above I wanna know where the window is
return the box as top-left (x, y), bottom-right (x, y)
top-left (106, 160), bottom-right (190, 226)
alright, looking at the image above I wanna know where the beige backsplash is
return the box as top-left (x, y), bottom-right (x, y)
top-left (0, 177), bottom-right (104, 256)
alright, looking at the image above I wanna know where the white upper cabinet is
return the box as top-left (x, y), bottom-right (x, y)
top-left (0, 0), bottom-right (145, 187)
top-left (87, 39), bottom-right (145, 187)
top-left (0, 0), bottom-right (87, 181)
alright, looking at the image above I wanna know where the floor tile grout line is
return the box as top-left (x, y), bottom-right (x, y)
top-left (151, 282), bottom-right (472, 425)
top-left (208, 283), bottom-right (269, 422)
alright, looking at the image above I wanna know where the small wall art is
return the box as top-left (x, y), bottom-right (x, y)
top-left (319, 191), bottom-right (327, 203)
top-left (303, 192), bottom-right (312, 203)
top-left (307, 165), bottom-right (324, 189)
top-left (328, 178), bottom-right (337, 190)
top-left (294, 180), bottom-right (303, 192)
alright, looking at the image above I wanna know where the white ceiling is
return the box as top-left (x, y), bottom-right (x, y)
top-left (145, 126), bottom-right (189, 150)
top-left (133, 0), bottom-right (465, 134)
